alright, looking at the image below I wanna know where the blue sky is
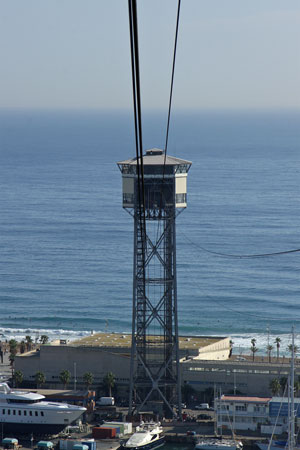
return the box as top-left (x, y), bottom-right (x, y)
top-left (0, 0), bottom-right (299, 110)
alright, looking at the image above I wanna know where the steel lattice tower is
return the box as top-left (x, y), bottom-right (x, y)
top-left (118, 148), bottom-right (191, 417)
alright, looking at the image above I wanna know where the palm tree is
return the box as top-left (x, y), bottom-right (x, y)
top-left (267, 344), bottom-right (274, 363)
top-left (269, 378), bottom-right (281, 396)
top-left (9, 339), bottom-right (18, 377)
top-left (280, 376), bottom-right (288, 395)
top-left (25, 335), bottom-right (33, 351)
top-left (59, 370), bottom-right (71, 389)
top-left (103, 372), bottom-right (115, 397)
top-left (250, 339), bottom-right (258, 362)
top-left (39, 335), bottom-right (49, 345)
top-left (20, 341), bottom-right (26, 354)
top-left (35, 371), bottom-right (46, 388)
top-left (295, 379), bottom-right (300, 397)
top-left (182, 383), bottom-right (196, 403)
top-left (14, 370), bottom-right (23, 387)
top-left (287, 344), bottom-right (299, 356)
top-left (83, 372), bottom-right (94, 390)
top-left (274, 337), bottom-right (281, 361)
top-left (250, 346), bottom-right (258, 361)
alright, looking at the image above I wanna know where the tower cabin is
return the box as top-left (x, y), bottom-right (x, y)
top-left (117, 148), bottom-right (191, 212)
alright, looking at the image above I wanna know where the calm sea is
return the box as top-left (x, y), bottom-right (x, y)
top-left (0, 109), bottom-right (299, 355)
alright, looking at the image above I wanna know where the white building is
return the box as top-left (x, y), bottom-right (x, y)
top-left (216, 395), bottom-right (300, 434)
top-left (216, 395), bottom-right (271, 432)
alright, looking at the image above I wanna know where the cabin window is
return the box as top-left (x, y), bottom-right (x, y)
top-left (24, 410), bottom-right (27, 416)
top-left (2, 409), bottom-right (5, 414)
top-left (29, 411), bottom-right (32, 416)
top-left (18, 410), bottom-right (21, 416)
top-left (41, 411), bottom-right (44, 417)
top-left (13, 410), bottom-right (16, 415)
top-left (8, 409), bottom-right (10, 415)
top-left (35, 411), bottom-right (38, 416)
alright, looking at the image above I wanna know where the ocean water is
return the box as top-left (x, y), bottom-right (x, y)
top-left (0, 108), bottom-right (299, 355)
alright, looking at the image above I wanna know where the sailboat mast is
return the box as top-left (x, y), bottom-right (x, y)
top-left (290, 326), bottom-right (295, 450)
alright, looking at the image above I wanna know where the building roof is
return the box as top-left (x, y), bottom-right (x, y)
top-left (271, 397), bottom-right (300, 403)
top-left (221, 395), bottom-right (271, 403)
top-left (71, 333), bottom-right (222, 350)
top-left (117, 148), bottom-right (192, 166)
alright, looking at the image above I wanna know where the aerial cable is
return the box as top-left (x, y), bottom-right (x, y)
top-left (164, 0), bottom-right (181, 159)
top-left (156, 0), bottom-right (181, 243)
top-left (128, 0), bottom-right (147, 247)
top-left (199, 292), bottom-right (300, 323)
top-left (180, 231), bottom-right (300, 259)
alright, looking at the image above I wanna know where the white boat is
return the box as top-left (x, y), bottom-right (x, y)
top-left (0, 382), bottom-right (86, 434)
top-left (256, 441), bottom-right (300, 450)
top-left (195, 439), bottom-right (243, 450)
top-left (120, 422), bottom-right (164, 450)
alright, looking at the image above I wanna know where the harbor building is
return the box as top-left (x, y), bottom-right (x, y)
top-left (15, 333), bottom-right (300, 400)
top-left (15, 333), bottom-right (230, 392)
top-left (14, 334), bottom-right (300, 399)
top-left (215, 394), bottom-right (300, 434)
top-left (180, 357), bottom-right (297, 397)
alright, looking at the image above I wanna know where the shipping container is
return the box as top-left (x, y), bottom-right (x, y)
top-left (102, 426), bottom-right (120, 435)
top-left (59, 440), bottom-right (79, 450)
top-left (92, 427), bottom-right (116, 439)
top-left (96, 397), bottom-right (114, 406)
top-left (37, 442), bottom-right (54, 450)
top-left (73, 445), bottom-right (88, 450)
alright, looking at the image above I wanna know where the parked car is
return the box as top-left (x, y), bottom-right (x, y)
top-left (195, 403), bottom-right (209, 410)
top-left (197, 413), bottom-right (211, 420)
top-left (186, 430), bottom-right (196, 436)
top-left (181, 403), bottom-right (187, 409)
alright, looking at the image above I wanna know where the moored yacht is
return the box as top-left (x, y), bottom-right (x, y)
top-left (195, 439), bottom-right (243, 450)
top-left (120, 422), bottom-right (164, 450)
top-left (0, 382), bottom-right (86, 434)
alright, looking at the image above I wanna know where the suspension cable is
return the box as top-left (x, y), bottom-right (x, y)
top-left (128, 0), bottom-right (147, 246)
top-left (181, 230), bottom-right (300, 259)
top-left (164, 0), bottom-right (181, 158)
top-left (156, 0), bottom-right (182, 244)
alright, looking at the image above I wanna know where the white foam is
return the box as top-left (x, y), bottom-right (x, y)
top-left (0, 327), bottom-right (94, 343)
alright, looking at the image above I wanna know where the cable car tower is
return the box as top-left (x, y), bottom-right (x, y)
top-left (117, 148), bottom-right (191, 417)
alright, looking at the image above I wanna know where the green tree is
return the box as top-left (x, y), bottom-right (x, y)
top-left (287, 344), bottom-right (299, 358)
top-left (269, 378), bottom-right (281, 396)
top-left (20, 341), bottom-right (26, 354)
top-left (103, 372), bottom-right (115, 397)
top-left (35, 371), bottom-right (46, 388)
top-left (25, 335), bottom-right (33, 351)
top-left (39, 335), bottom-right (49, 345)
top-left (274, 337), bottom-right (281, 361)
top-left (59, 370), bottom-right (71, 389)
top-left (14, 370), bottom-right (23, 387)
top-left (250, 339), bottom-right (258, 362)
top-left (34, 370), bottom-right (46, 388)
top-left (267, 344), bottom-right (274, 363)
top-left (9, 339), bottom-right (18, 376)
top-left (280, 377), bottom-right (288, 395)
top-left (182, 383), bottom-right (195, 403)
top-left (83, 372), bottom-right (94, 390)
top-left (295, 378), bottom-right (300, 397)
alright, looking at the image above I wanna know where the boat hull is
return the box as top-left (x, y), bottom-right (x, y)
top-left (256, 443), bottom-right (300, 450)
top-left (0, 421), bottom-right (67, 435)
top-left (195, 440), bottom-right (242, 450)
top-left (120, 436), bottom-right (165, 450)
